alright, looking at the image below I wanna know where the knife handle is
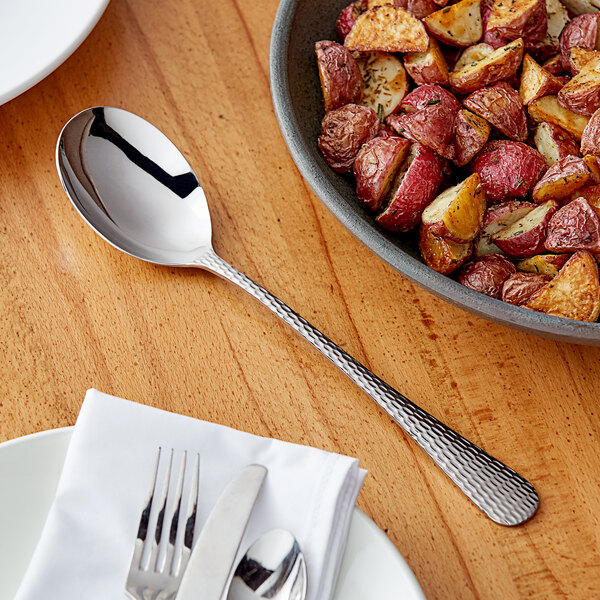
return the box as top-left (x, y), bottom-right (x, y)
top-left (198, 249), bottom-right (539, 526)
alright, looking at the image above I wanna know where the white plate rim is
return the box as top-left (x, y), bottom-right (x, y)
top-left (0, 0), bottom-right (110, 106)
top-left (0, 427), bottom-right (425, 600)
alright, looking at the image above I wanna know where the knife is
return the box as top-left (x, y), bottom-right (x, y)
top-left (176, 464), bottom-right (267, 600)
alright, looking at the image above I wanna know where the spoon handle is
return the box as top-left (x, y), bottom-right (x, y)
top-left (198, 248), bottom-right (538, 526)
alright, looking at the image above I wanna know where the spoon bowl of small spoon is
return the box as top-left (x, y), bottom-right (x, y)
top-left (227, 529), bottom-right (306, 600)
top-left (56, 106), bottom-right (539, 527)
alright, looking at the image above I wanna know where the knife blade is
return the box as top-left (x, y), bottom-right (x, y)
top-left (176, 464), bottom-right (267, 600)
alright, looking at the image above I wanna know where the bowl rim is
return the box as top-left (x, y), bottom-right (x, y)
top-left (268, 0), bottom-right (600, 346)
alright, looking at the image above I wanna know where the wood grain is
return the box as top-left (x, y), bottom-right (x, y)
top-left (1, 0), bottom-right (599, 597)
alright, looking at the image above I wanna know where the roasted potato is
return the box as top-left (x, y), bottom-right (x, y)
top-left (400, 84), bottom-right (461, 114)
top-left (453, 109), bottom-right (491, 167)
top-left (376, 143), bottom-right (445, 231)
top-left (318, 104), bottom-right (380, 172)
top-left (542, 54), bottom-right (565, 75)
top-left (534, 121), bottom-right (580, 166)
top-left (404, 39), bottom-right (449, 85)
top-left (560, 13), bottom-right (600, 72)
top-left (584, 155), bottom-right (600, 183)
top-left (525, 250), bottom-right (600, 321)
top-left (354, 136), bottom-right (411, 211)
top-left (572, 184), bottom-right (600, 212)
top-left (387, 104), bottom-right (456, 159)
top-left (560, 0), bottom-right (600, 15)
top-left (517, 253), bottom-right (569, 276)
top-left (581, 106), bottom-right (600, 155)
top-left (315, 41), bottom-right (363, 112)
top-left (528, 95), bottom-right (590, 140)
top-left (421, 173), bottom-right (486, 242)
top-left (492, 199), bottom-right (559, 257)
top-left (345, 5), bottom-right (429, 53)
top-left (357, 52), bottom-right (409, 118)
top-left (533, 0), bottom-right (569, 57)
top-left (449, 38), bottom-right (524, 93)
top-left (502, 272), bottom-right (553, 305)
top-left (471, 140), bottom-right (547, 202)
top-left (419, 224), bottom-right (474, 273)
top-left (545, 196), bottom-right (600, 252)
top-left (458, 254), bottom-right (517, 297)
top-left (453, 43), bottom-right (495, 71)
top-left (486, 0), bottom-right (547, 43)
top-left (532, 155), bottom-right (591, 202)
top-left (568, 47), bottom-right (600, 74)
top-left (463, 82), bottom-right (528, 141)
top-left (519, 54), bottom-right (564, 105)
top-left (558, 55), bottom-right (600, 116)
top-left (475, 200), bottom-right (538, 256)
top-left (337, 2), bottom-right (365, 39)
top-left (423, 0), bottom-right (483, 47)
top-left (396, 0), bottom-right (440, 19)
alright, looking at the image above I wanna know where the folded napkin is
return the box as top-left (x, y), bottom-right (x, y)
top-left (15, 389), bottom-right (365, 600)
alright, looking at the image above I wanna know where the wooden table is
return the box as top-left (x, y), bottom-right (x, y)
top-left (1, 1), bottom-right (598, 597)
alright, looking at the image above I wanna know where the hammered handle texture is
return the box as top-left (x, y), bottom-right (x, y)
top-left (198, 249), bottom-right (539, 526)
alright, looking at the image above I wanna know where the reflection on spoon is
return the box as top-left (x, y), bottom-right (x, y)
top-left (228, 529), bottom-right (306, 600)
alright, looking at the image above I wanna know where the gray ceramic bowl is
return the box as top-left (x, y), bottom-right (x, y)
top-left (269, 0), bottom-right (600, 346)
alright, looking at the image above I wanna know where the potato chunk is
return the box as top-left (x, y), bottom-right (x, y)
top-left (558, 56), bottom-right (600, 116)
top-left (525, 250), bottom-right (600, 321)
top-left (545, 196), bottom-right (600, 253)
top-left (534, 122), bottom-right (580, 167)
top-left (458, 254), bottom-right (516, 298)
top-left (422, 173), bottom-right (486, 242)
top-left (449, 38), bottom-right (524, 93)
top-left (519, 54), bottom-right (563, 105)
top-left (528, 95), bottom-right (590, 140)
top-left (357, 52), bottom-right (409, 118)
top-left (453, 109), bottom-right (491, 167)
top-left (345, 5), bottom-right (429, 53)
top-left (403, 39), bottom-right (449, 85)
top-left (486, 0), bottom-right (547, 43)
top-left (423, 0), bottom-right (482, 47)
top-left (532, 155), bottom-right (591, 202)
top-left (419, 224), bottom-right (473, 274)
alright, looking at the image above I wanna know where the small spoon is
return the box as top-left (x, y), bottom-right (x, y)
top-left (56, 107), bottom-right (538, 526)
top-left (227, 529), bottom-right (306, 600)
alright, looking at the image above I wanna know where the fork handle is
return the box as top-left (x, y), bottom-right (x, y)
top-left (197, 248), bottom-right (538, 526)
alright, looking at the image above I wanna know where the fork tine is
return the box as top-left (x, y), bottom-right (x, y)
top-left (170, 452), bottom-right (200, 576)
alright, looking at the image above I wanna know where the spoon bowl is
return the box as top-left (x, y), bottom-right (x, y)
top-left (56, 106), bottom-right (539, 526)
top-left (228, 529), bottom-right (306, 600)
top-left (56, 106), bottom-right (212, 266)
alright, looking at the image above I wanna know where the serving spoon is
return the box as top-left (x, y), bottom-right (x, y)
top-left (56, 107), bottom-right (538, 526)
top-left (227, 529), bottom-right (306, 600)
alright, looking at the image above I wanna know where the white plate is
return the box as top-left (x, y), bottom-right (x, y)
top-left (0, 428), bottom-right (425, 600)
top-left (0, 0), bottom-right (109, 106)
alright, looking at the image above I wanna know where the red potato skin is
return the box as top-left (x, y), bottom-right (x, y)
top-left (542, 55), bottom-right (566, 76)
top-left (376, 143), bottom-right (445, 231)
top-left (463, 82), bottom-right (528, 141)
top-left (471, 140), bottom-right (547, 203)
top-left (486, 0), bottom-right (547, 43)
top-left (396, 0), bottom-right (439, 19)
top-left (318, 104), bottom-right (380, 173)
top-left (315, 41), bottom-right (363, 112)
top-left (558, 76), bottom-right (600, 117)
top-left (336, 2), bottom-right (364, 39)
top-left (458, 254), bottom-right (517, 298)
top-left (581, 108), bottom-right (600, 156)
top-left (502, 272), bottom-right (552, 305)
top-left (387, 105), bottom-right (455, 159)
top-left (353, 136), bottom-right (411, 211)
top-left (475, 200), bottom-right (537, 255)
top-left (400, 84), bottom-right (461, 115)
top-left (560, 14), bottom-right (600, 72)
top-left (493, 200), bottom-right (559, 257)
top-left (545, 196), bottom-right (600, 252)
top-left (532, 155), bottom-right (591, 202)
top-left (481, 0), bottom-right (510, 49)
top-left (453, 110), bottom-right (490, 167)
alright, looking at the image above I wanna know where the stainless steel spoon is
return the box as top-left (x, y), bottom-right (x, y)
top-left (56, 107), bottom-right (539, 526)
top-left (227, 529), bottom-right (306, 600)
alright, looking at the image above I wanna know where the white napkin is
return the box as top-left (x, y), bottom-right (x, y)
top-left (15, 389), bottom-right (366, 600)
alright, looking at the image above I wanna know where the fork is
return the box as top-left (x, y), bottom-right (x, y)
top-left (125, 448), bottom-right (200, 600)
